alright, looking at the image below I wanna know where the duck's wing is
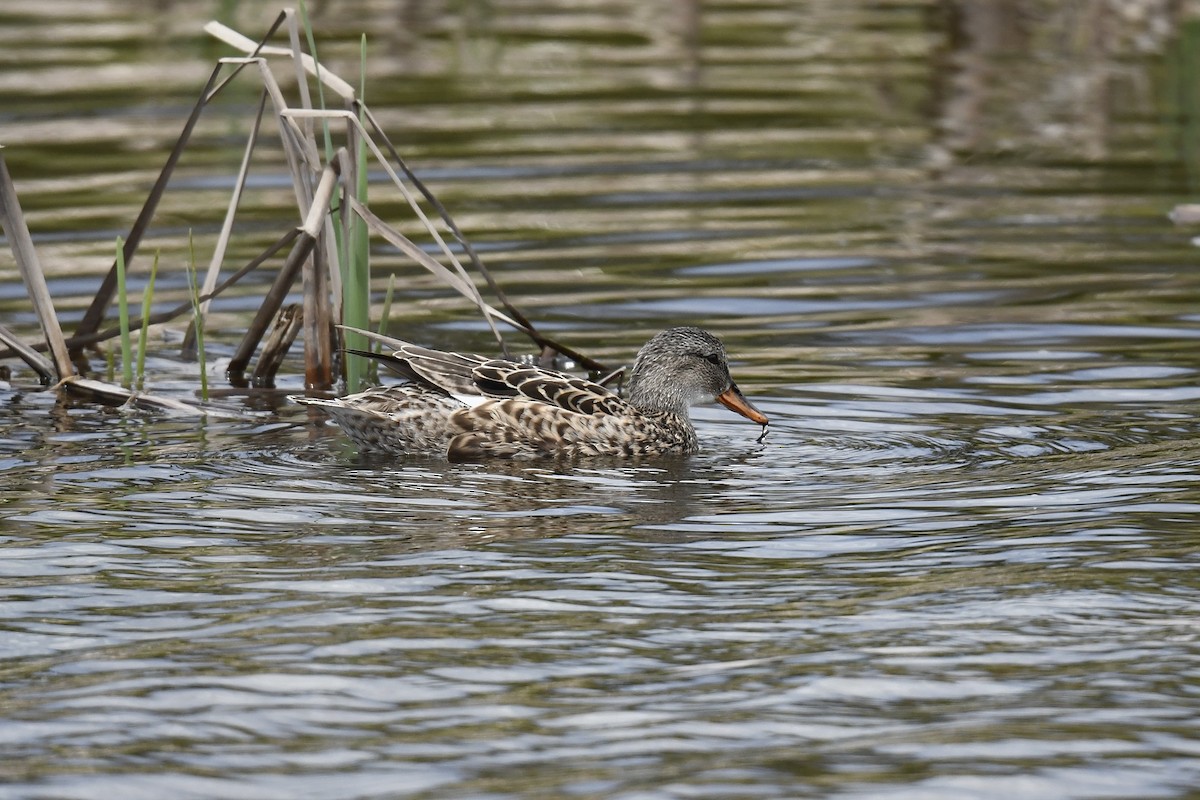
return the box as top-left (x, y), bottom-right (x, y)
top-left (339, 326), bottom-right (488, 396)
top-left (361, 344), bottom-right (494, 397)
top-left (340, 326), bottom-right (632, 415)
top-left (470, 360), bottom-right (633, 416)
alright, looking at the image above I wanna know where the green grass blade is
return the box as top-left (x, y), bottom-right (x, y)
top-left (115, 236), bottom-right (133, 388)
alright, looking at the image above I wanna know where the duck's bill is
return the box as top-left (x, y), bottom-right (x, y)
top-left (716, 385), bottom-right (769, 425)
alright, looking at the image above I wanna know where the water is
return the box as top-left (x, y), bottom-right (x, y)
top-left (2, 1), bottom-right (1200, 797)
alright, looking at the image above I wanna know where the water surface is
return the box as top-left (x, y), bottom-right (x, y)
top-left (2, 1), bottom-right (1200, 798)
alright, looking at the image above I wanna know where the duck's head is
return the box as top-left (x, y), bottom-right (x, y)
top-left (626, 327), bottom-right (768, 426)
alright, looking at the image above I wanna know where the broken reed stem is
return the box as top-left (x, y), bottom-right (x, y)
top-left (300, 160), bottom-right (342, 390)
top-left (356, 103), bottom-right (613, 373)
top-left (358, 105), bottom-right (535, 347)
top-left (60, 376), bottom-right (245, 417)
top-left (283, 8), bottom-right (317, 146)
top-left (0, 323), bottom-right (55, 384)
top-left (0, 149), bottom-right (74, 381)
top-left (185, 88), bottom-right (269, 359)
top-left (252, 303), bottom-right (303, 387)
top-left (73, 63), bottom-right (226, 345)
top-left (346, 196), bottom-right (515, 325)
top-left (226, 162), bottom-right (337, 387)
top-left (0, 226), bottom-right (304, 365)
top-left (297, 0), bottom-right (357, 390)
top-left (305, 215), bottom-right (334, 390)
top-left (204, 18), bottom-right (355, 101)
top-left (298, 0), bottom-right (333, 159)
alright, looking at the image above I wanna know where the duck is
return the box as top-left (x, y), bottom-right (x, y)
top-left (291, 326), bottom-right (768, 461)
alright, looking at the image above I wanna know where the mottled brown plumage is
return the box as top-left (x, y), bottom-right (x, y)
top-left (291, 327), bottom-right (767, 461)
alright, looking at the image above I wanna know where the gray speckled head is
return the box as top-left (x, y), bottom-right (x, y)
top-left (626, 327), bottom-right (763, 422)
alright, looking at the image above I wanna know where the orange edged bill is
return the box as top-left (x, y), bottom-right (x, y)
top-left (716, 385), bottom-right (768, 426)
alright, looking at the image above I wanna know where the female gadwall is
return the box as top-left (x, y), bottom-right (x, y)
top-left (292, 326), bottom-right (767, 460)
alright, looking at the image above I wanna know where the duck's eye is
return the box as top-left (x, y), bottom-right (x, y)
top-left (702, 353), bottom-right (721, 365)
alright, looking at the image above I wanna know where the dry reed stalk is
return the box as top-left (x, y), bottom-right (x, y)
top-left (333, 147), bottom-right (357, 327)
top-left (59, 376), bottom-right (245, 417)
top-left (183, 89), bottom-right (270, 359)
top-left (211, 19), bottom-right (612, 376)
top-left (240, 42), bottom-right (341, 389)
top-left (204, 20), bottom-right (356, 101)
top-left (0, 150), bottom-right (74, 381)
top-left (300, 160), bottom-right (341, 388)
top-left (227, 162), bottom-right (340, 386)
top-left (354, 104), bottom-right (617, 374)
top-left (345, 197), bottom-right (516, 327)
top-left (338, 123), bottom-right (369, 391)
top-left (0, 323), bottom-right (55, 384)
top-left (252, 304), bottom-right (304, 386)
top-left (358, 104), bottom-right (543, 348)
top-left (282, 9), bottom-right (319, 145)
top-left (301, 228), bottom-right (332, 389)
top-left (227, 235), bottom-right (313, 384)
top-left (358, 103), bottom-right (612, 373)
top-left (347, 198), bottom-right (611, 374)
top-left (70, 9), bottom-right (287, 349)
top-left (71, 64), bottom-right (225, 346)
top-left (282, 107), bottom-right (513, 351)
top-left (6, 227), bottom-right (305, 362)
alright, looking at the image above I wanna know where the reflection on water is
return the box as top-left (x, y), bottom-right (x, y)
top-left (3, 0), bottom-right (1200, 798)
